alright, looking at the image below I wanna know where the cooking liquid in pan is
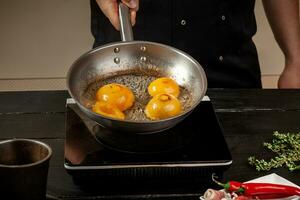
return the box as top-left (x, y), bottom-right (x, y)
top-left (81, 73), bottom-right (193, 121)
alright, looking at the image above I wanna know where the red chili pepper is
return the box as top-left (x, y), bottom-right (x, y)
top-left (241, 182), bottom-right (300, 199)
top-left (212, 174), bottom-right (300, 199)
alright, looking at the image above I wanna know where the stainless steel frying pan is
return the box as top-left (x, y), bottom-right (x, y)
top-left (67, 3), bottom-right (207, 133)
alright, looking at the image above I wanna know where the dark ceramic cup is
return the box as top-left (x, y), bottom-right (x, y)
top-left (0, 139), bottom-right (52, 200)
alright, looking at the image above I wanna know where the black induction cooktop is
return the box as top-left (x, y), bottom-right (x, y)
top-left (64, 97), bottom-right (232, 180)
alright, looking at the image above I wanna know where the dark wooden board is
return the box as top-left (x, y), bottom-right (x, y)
top-left (0, 113), bottom-right (65, 139)
top-left (0, 90), bottom-right (69, 114)
top-left (216, 110), bottom-right (300, 136)
top-left (216, 111), bottom-right (300, 185)
top-left (208, 89), bottom-right (300, 111)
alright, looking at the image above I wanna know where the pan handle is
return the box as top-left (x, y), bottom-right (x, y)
top-left (119, 2), bottom-right (134, 42)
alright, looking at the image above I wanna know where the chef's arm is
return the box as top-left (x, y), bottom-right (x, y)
top-left (262, 0), bottom-right (300, 88)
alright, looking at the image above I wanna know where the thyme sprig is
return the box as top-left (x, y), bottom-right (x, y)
top-left (248, 131), bottom-right (300, 171)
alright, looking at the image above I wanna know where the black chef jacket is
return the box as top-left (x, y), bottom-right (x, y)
top-left (90, 0), bottom-right (262, 88)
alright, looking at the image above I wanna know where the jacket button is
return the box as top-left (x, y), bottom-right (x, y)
top-left (180, 20), bottom-right (187, 26)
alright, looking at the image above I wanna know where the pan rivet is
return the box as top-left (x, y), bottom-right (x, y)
top-left (114, 57), bottom-right (120, 64)
top-left (140, 56), bottom-right (147, 62)
top-left (180, 19), bottom-right (187, 26)
top-left (140, 46), bottom-right (146, 52)
top-left (114, 47), bottom-right (120, 53)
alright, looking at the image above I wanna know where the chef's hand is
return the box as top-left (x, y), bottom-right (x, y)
top-left (96, 0), bottom-right (139, 31)
top-left (278, 62), bottom-right (300, 88)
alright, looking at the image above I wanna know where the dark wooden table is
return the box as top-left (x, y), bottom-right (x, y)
top-left (0, 89), bottom-right (299, 199)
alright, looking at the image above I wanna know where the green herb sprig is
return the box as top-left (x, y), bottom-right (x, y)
top-left (248, 131), bottom-right (300, 171)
